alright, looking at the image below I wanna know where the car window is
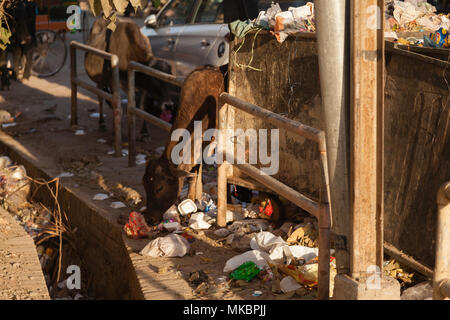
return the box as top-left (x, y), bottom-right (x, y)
top-left (195, 0), bottom-right (224, 24)
top-left (158, 0), bottom-right (196, 27)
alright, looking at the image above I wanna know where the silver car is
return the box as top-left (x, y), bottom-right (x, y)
top-left (141, 0), bottom-right (309, 77)
top-left (141, 0), bottom-right (229, 77)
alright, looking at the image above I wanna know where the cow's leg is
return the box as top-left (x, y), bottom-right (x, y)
top-left (12, 46), bottom-right (23, 81)
top-left (97, 83), bottom-right (106, 131)
top-left (23, 45), bottom-right (33, 79)
top-left (195, 163), bottom-right (203, 201)
top-left (177, 177), bottom-right (184, 197)
top-left (187, 174), bottom-right (197, 200)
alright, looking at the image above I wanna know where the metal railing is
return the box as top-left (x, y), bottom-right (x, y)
top-left (217, 92), bottom-right (332, 300)
top-left (434, 181), bottom-right (450, 300)
top-left (127, 61), bottom-right (184, 167)
top-left (70, 41), bottom-right (122, 157)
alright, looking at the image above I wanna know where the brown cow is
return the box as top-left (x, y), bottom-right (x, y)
top-left (142, 66), bottom-right (224, 224)
top-left (85, 17), bottom-right (172, 129)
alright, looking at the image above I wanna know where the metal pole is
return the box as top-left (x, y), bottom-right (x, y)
top-left (128, 68), bottom-right (136, 167)
top-left (315, 0), bottom-right (350, 275)
top-left (111, 56), bottom-right (122, 157)
top-left (70, 45), bottom-right (78, 128)
top-left (434, 182), bottom-right (450, 300)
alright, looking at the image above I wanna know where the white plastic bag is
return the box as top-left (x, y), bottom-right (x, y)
top-left (189, 212), bottom-right (212, 230)
top-left (250, 231), bottom-right (286, 252)
top-left (140, 234), bottom-right (190, 258)
top-left (223, 250), bottom-right (270, 273)
top-left (280, 276), bottom-right (302, 293)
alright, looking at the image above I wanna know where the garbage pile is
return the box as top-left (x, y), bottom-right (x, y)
top-left (385, 0), bottom-right (450, 33)
top-left (385, 0), bottom-right (450, 48)
top-left (230, 2), bottom-right (315, 43)
top-left (0, 155), bottom-right (92, 300)
top-left (121, 181), bottom-right (337, 299)
top-left (230, 1), bottom-right (449, 47)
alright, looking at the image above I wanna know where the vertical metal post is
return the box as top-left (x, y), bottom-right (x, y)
top-left (111, 56), bottom-right (122, 157)
top-left (434, 182), bottom-right (450, 300)
top-left (128, 67), bottom-right (136, 167)
top-left (318, 204), bottom-right (331, 300)
top-left (315, 0), bottom-right (351, 276)
top-left (349, 0), bottom-right (385, 281)
top-left (70, 44), bottom-right (78, 128)
top-left (217, 100), bottom-right (228, 227)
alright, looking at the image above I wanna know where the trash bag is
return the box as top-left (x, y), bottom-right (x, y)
top-left (140, 234), bottom-right (191, 258)
top-left (223, 250), bottom-right (270, 273)
top-left (189, 212), bottom-right (212, 230)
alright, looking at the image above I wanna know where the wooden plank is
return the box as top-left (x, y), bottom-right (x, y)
top-left (349, 0), bottom-right (385, 281)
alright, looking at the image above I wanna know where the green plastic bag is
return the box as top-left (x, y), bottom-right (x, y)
top-left (230, 261), bottom-right (261, 282)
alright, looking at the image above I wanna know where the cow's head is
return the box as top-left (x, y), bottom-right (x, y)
top-left (142, 157), bottom-right (197, 225)
top-left (142, 157), bottom-right (180, 225)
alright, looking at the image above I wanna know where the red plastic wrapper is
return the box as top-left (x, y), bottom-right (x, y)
top-left (124, 211), bottom-right (151, 239)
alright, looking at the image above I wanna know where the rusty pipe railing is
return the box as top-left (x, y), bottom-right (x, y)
top-left (434, 181), bottom-right (450, 300)
top-left (127, 61), bottom-right (184, 167)
top-left (217, 92), bottom-right (332, 300)
top-left (70, 41), bottom-right (122, 157)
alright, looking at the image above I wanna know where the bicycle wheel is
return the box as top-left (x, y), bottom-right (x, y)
top-left (31, 30), bottom-right (67, 78)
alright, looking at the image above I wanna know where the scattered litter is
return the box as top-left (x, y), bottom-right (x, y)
top-left (92, 193), bottom-right (109, 201)
top-left (97, 138), bottom-right (107, 144)
top-left (111, 201), bottom-right (126, 209)
top-left (107, 149), bottom-right (128, 156)
top-left (214, 228), bottom-right (230, 238)
top-left (189, 270), bottom-right (209, 288)
top-left (195, 193), bottom-right (216, 212)
top-left (74, 293), bottom-right (83, 300)
top-left (189, 212), bottom-right (212, 230)
top-left (154, 146), bottom-right (165, 157)
top-left (124, 211), bottom-right (151, 239)
top-left (89, 113), bottom-right (106, 119)
top-left (163, 221), bottom-right (181, 232)
top-left (226, 210), bottom-right (245, 223)
top-left (401, 281), bottom-right (433, 300)
top-left (57, 172), bottom-right (74, 178)
top-left (226, 233), bottom-right (235, 245)
top-left (75, 129), bottom-right (85, 136)
top-left (230, 261), bottom-right (261, 282)
top-left (228, 219), bottom-right (270, 233)
top-left (0, 156), bottom-right (12, 169)
top-left (140, 233), bottom-right (190, 258)
top-left (135, 154), bottom-right (147, 165)
top-left (250, 231), bottom-right (286, 252)
top-left (163, 205), bottom-right (180, 221)
top-left (223, 250), bottom-right (270, 273)
top-left (2, 122), bottom-right (16, 128)
top-left (252, 290), bottom-right (263, 297)
top-left (280, 276), bottom-right (302, 293)
top-left (178, 199), bottom-right (197, 216)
